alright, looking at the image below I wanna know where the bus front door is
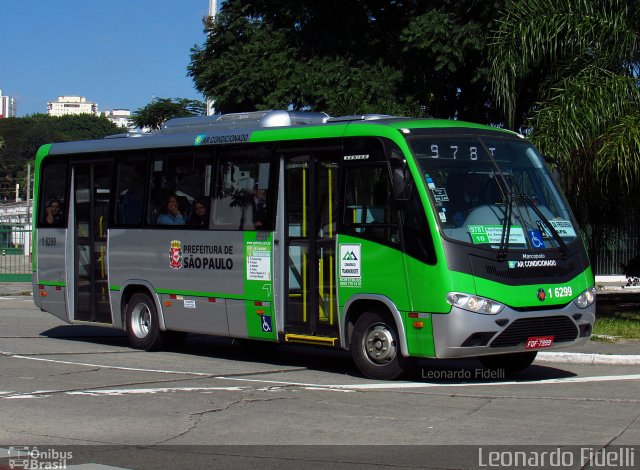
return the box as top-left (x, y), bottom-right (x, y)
top-left (284, 153), bottom-right (339, 341)
top-left (73, 162), bottom-right (112, 323)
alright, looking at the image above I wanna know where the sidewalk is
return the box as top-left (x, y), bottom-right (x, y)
top-left (0, 281), bottom-right (32, 296)
top-left (1, 280), bottom-right (639, 365)
top-left (595, 274), bottom-right (640, 295)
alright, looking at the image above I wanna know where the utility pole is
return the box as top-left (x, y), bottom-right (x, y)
top-left (206, 0), bottom-right (219, 116)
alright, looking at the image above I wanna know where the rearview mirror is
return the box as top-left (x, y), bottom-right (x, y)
top-left (390, 155), bottom-right (410, 201)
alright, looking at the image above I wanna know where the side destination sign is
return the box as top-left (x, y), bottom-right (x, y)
top-left (194, 133), bottom-right (250, 146)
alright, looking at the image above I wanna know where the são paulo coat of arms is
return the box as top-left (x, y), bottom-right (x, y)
top-left (169, 240), bottom-right (183, 269)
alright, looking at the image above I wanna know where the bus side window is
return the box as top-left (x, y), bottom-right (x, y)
top-left (212, 148), bottom-right (275, 231)
top-left (39, 160), bottom-right (68, 228)
top-left (403, 183), bottom-right (437, 265)
top-left (115, 157), bottom-right (146, 226)
top-left (146, 151), bottom-right (212, 228)
top-left (342, 165), bottom-right (399, 246)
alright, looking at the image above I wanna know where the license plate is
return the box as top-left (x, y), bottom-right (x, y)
top-left (526, 336), bottom-right (554, 349)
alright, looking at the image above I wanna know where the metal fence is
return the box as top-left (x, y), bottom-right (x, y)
top-left (0, 202), bottom-right (32, 282)
top-left (591, 225), bottom-right (639, 276)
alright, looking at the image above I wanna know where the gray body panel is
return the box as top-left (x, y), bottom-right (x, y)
top-left (432, 303), bottom-right (596, 358)
top-left (226, 299), bottom-right (249, 338)
top-left (109, 229), bottom-right (246, 296)
top-left (109, 228), bottom-right (249, 335)
top-left (35, 227), bottom-right (69, 321)
top-left (161, 294), bottom-right (229, 336)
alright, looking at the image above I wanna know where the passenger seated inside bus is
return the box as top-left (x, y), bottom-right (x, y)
top-left (157, 194), bottom-right (186, 225)
top-left (44, 199), bottom-right (63, 225)
top-left (189, 197), bottom-right (209, 227)
top-left (251, 187), bottom-right (268, 228)
top-left (117, 188), bottom-right (142, 225)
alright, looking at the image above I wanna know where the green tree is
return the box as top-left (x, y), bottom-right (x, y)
top-left (489, 0), bottom-right (640, 265)
top-left (132, 98), bottom-right (206, 130)
top-left (188, 0), bottom-right (505, 119)
top-left (0, 114), bottom-right (123, 200)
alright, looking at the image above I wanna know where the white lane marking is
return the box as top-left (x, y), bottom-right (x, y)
top-left (3, 352), bottom-right (640, 395)
top-left (4, 373), bottom-right (640, 400)
top-left (215, 373), bottom-right (640, 390)
top-left (9, 354), bottom-right (213, 376)
top-left (67, 386), bottom-right (245, 396)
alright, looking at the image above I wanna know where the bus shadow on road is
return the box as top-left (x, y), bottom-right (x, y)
top-left (40, 324), bottom-right (129, 345)
top-left (38, 325), bottom-right (577, 383)
top-left (412, 357), bottom-right (577, 384)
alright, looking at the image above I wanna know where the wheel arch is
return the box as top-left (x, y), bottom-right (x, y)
top-left (119, 281), bottom-right (167, 332)
top-left (341, 294), bottom-right (409, 357)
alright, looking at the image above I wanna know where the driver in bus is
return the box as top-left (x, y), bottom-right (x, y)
top-left (451, 173), bottom-right (484, 226)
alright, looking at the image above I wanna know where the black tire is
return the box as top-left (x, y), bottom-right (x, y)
top-left (478, 351), bottom-right (538, 376)
top-left (351, 311), bottom-right (413, 380)
top-left (125, 292), bottom-right (164, 351)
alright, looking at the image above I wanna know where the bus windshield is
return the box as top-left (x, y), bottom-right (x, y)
top-left (407, 134), bottom-right (579, 251)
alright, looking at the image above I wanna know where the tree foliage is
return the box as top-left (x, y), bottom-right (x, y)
top-left (0, 114), bottom-right (123, 200)
top-left (189, 0), bottom-right (505, 120)
top-left (489, 0), bottom-right (640, 265)
top-left (132, 98), bottom-right (206, 130)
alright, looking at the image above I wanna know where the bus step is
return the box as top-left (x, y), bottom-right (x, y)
top-left (284, 334), bottom-right (338, 347)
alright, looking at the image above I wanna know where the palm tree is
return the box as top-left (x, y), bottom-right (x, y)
top-left (489, 0), bottom-right (640, 268)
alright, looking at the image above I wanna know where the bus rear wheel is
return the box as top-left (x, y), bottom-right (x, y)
top-left (351, 311), bottom-right (412, 380)
top-left (478, 351), bottom-right (538, 376)
top-left (126, 292), bottom-right (164, 351)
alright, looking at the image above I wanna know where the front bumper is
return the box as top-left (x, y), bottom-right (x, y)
top-left (432, 301), bottom-right (595, 359)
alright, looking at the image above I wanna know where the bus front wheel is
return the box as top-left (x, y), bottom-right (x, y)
top-left (351, 311), bottom-right (412, 380)
top-left (478, 351), bottom-right (538, 376)
top-left (126, 292), bottom-right (164, 351)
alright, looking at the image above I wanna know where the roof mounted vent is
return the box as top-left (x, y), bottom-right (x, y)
top-left (162, 110), bottom-right (330, 134)
top-left (326, 114), bottom-right (396, 123)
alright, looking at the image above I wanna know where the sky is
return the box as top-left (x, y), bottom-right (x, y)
top-left (1, 1), bottom-right (212, 117)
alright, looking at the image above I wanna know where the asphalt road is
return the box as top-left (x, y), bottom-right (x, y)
top-left (1, 296), bottom-right (639, 469)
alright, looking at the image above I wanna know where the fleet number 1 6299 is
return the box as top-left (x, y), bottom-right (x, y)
top-left (548, 286), bottom-right (572, 298)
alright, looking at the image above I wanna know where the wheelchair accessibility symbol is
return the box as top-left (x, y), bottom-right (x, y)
top-left (528, 230), bottom-right (546, 249)
top-left (261, 315), bottom-right (272, 333)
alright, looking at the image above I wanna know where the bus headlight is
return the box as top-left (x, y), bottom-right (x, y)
top-left (574, 287), bottom-right (596, 309)
top-left (446, 292), bottom-right (505, 315)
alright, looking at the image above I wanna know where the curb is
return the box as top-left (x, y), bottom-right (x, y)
top-left (537, 351), bottom-right (640, 366)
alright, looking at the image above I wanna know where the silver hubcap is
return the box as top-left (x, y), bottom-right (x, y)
top-left (131, 303), bottom-right (151, 339)
top-left (363, 324), bottom-right (397, 364)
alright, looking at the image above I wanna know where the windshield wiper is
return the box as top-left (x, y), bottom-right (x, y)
top-left (497, 188), bottom-right (513, 260)
top-left (519, 193), bottom-right (568, 256)
top-left (476, 139), bottom-right (514, 260)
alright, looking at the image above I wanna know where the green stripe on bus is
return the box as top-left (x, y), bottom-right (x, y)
top-left (32, 143), bottom-right (54, 272)
top-left (38, 280), bottom-right (66, 287)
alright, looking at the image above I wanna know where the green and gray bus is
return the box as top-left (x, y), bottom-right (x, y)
top-left (32, 110), bottom-right (595, 380)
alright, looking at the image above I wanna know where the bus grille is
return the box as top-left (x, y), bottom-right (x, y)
top-left (490, 316), bottom-right (578, 348)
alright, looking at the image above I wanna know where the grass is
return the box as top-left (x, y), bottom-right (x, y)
top-left (593, 304), bottom-right (640, 340)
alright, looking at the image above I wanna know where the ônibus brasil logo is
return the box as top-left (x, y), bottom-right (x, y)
top-left (170, 240), bottom-right (183, 269)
